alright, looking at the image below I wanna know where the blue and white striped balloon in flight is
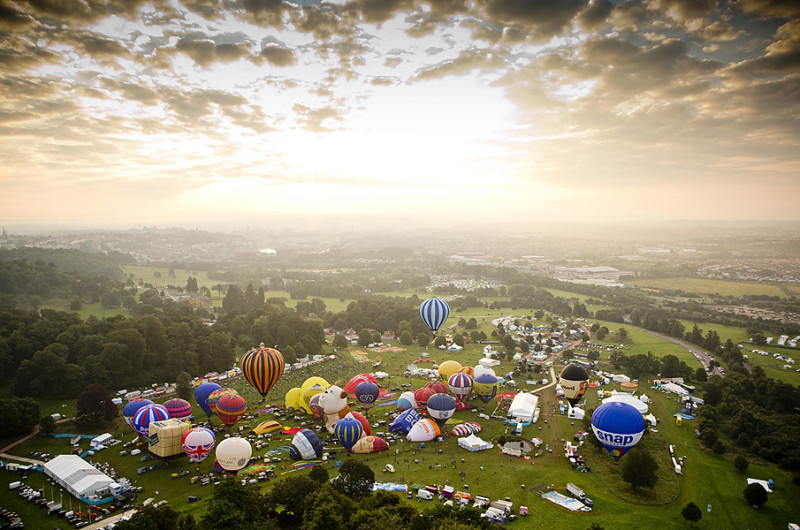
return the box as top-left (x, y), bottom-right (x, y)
top-left (419, 297), bottom-right (450, 334)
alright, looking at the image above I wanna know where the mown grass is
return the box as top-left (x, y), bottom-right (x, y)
top-left (629, 277), bottom-right (800, 299)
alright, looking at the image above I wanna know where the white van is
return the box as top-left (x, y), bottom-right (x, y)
top-left (417, 490), bottom-right (434, 500)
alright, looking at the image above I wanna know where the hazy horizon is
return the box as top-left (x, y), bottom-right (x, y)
top-left (1, 1), bottom-right (799, 227)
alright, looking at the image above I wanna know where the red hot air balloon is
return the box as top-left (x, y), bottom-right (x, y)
top-left (216, 393), bottom-right (247, 430)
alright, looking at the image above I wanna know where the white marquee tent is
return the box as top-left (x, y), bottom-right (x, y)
top-left (43, 455), bottom-right (121, 500)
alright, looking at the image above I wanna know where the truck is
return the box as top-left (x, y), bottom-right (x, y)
top-left (490, 499), bottom-right (513, 514)
top-left (417, 489), bottom-right (434, 500)
top-left (473, 495), bottom-right (490, 509)
top-left (8, 481), bottom-right (22, 490)
top-left (566, 483), bottom-right (593, 507)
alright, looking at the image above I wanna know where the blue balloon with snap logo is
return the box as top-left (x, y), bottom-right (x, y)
top-left (591, 401), bottom-right (645, 461)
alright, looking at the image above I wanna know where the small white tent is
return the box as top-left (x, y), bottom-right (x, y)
top-left (602, 393), bottom-right (648, 414)
top-left (458, 434), bottom-right (493, 452)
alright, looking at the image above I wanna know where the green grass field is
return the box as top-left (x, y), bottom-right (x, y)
top-left (630, 277), bottom-right (800, 299)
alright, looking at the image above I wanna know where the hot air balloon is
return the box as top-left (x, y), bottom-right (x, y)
top-left (343, 374), bottom-right (378, 394)
top-left (207, 388), bottom-right (238, 415)
top-left (216, 437), bottom-right (252, 472)
top-left (164, 398), bottom-right (193, 421)
top-left (396, 391), bottom-right (417, 412)
top-left (420, 298), bottom-right (450, 334)
top-left (352, 436), bottom-right (389, 454)
top-left (308, 393), bottom-right (324, 419)
top-left (438, 360), bottom-right (462, 382)
top-left (473, 365), bottom-right (496, 380)
top-left (195, 383), bottom-right (221, 419)
top-left (241, 344), bottom-right (285, 398)
top-left (560, 363), bottom-right (590, 407)
top-left (285, 387), bottom-right (302, 412)
top-left (407, 418), bottom-right (441, 442)
top-left (334, 415), bottom-right (364, 451)
top-left (414, 387), bottom-right (435, 412)
top-left (591, 401), bottom-right (645, 461)
top-left (448, 372), bottom-right (474, 402)
top-left (354, 381), bottom-right (380, 410)
top-left (182, 427), bottom-right (215, 463)
top-left (426, 393), bottom-right (456, 427)
top-left (389, 409), bottom-right (421, 434)
top-left (253, 420), bottom-right (283, 435)
top-left (289, 429), bottom-right (323, 460)
top-left (458, 366), bottom-right (474, 378)
top-left (450, 422), bottom-right (482, 436)
top-left (473, 373), bottom-right (499, 404)
top-left (425, 381), bottom-right (449, 395)
top-left (132, 404), bottom-right (169, 438)
top-left (346, 411), bottom-right (371, 436)
top-left (123, 399), bottom-right (153, 430)
top-left (216, 393), bottom-right (247, 430)
top-left (300, 377), bottom-right (329, 412)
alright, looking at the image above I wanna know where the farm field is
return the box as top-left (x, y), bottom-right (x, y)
top-left (629, 277), bottom-right (800, 299)
top-left (2, 338), bottom-right (799, 529)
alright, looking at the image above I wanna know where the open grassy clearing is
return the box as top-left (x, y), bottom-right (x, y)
top-left (629, 277), bottom-right (800, 298)
top-left (586, 320), bottom-right (705, 369)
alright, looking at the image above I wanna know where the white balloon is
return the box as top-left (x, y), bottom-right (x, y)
top-left (473, 365), bottom-right (496, 380)
top-left (216, 437), bottom-right (252, 471)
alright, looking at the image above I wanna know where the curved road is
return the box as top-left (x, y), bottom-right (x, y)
top-left (640, 329), bottom-right (725, 378)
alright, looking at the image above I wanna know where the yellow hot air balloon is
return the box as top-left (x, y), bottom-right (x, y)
top-left (438, 360), bottom-right (462, 382)
top-left (285, 388), bottom-right (302, 412)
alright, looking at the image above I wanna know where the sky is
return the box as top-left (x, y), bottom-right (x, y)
top-left (1, 0), bottom-right (799, 229)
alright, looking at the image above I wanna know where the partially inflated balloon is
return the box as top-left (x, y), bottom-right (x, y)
top-left (425, 381), bottom-right (449, 395)
top-left (207, 388), bottom-right (237, 415)
top-left (346, 411), bottom-right (371, 436)
top-left (182, 427), bottom-right (215, 463)
top-left (123, 399), bottom-right (153, 430)
top-left (448, 372), bottom-right (474, 402)
top-left (396, 391), bottom-right (417, 412)
top-left (420, 298), bottom-right (450, 333)
top-left (241, 345), bottom-right (285, 398)
top-left (334, 416), bottom-right (364, 451)
top-left (216, 437), bottom-right (252, 471)
top-left (458, 366), bottom-right (474, 377)
top-left (438, 360), bottom-right (462, 382)
top-left (285, 388), bottom-right (302, 412)
top-left (289, 429), bottom-right (323, 460)
top-left (216, 393), bottom-right (247, 430)
top-left (426, 393), bottom-right (456, 427)
top-left (195, 383), bottom-right (220, 418)
top-left (352, 436), bottom-right (389, 454)
top-left (473, 373), bottom-right (499, 404)
top-left (407, 418), bottom-right (441, 442)
top-left (414, 387), bottom-right (435, 412)
top-left (390, 409), bottom-right (422, 434)
top-left (473, 365), bottom-right (496, 380)
top-left (308, 393), bottom-right (324, 418)
top-left (344, 374), bottom-right (378, 394)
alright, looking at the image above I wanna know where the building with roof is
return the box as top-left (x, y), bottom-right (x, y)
top-left (43, 455), bottom-right (123, 502)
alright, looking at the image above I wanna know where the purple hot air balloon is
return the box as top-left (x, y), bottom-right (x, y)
top-left (355, 381), bottom-right (380, 410)
top-left (164, 398), bottom-right (193, 421)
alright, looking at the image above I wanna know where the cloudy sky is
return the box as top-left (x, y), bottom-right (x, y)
top-left (1, 0), bottom-right (798, 228)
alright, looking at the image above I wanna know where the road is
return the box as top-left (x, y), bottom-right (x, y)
top-left (83, 508), bottom-right (137, 529)
top-left (530, 366), bottom-right (557, 394)
top-left (640, 329), bottom-right (725, 377)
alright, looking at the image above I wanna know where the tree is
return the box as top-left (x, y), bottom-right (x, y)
top-left (203, 478), bottom-right (272, 530)
top-left (734, 455), bottom-right (749, 473)
top-left (176, 371), bottom-right (193, 401)
top-left (308, 465), bottom-right (329, 484)
top-left (39, 414), bottom-right (56, 435)
top-left (117, 505), bottom-right (196, 530)
top-left (332, 334), bottom-right (348, 349)
top-left (331, 460), bottom-right (374, 500)
top-left (0, 397), bottom-right (39, 438)
top-left (618, 328), bottom-right (628, 342)
top-left (434, 335), bottom-right (447, 348)
top-left (265, 476), bottom-right (319, 525)
top-left (453, 334), bottom-right (465, 347)
top-left (681, 502), bottom-right (702, 525)
top-left (186, 276), bottom-right (199, 293)
top-left (417, 332), bottom-right (431, 348)
top-left (694, 367), bottom-right (708, 383)
top-left (621, 448), bottom-right (659, 490)
top-left (465, 318), bottom-right (477, 330)
top-left (100, 291), bottom-right (121, 309)
top-left (76, 384), bottom-right (117, 428)
top-left (743, 482), bottom-right (768, 508)
top-left (399, 330), bottom-right (413, 345)
top-left (357, 328), bottom-right (372, 347)
top-left (69, 298), bottom-right (83, 310)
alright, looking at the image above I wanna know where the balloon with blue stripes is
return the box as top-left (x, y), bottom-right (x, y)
top-left (419, 297), bottom-right (450, 333)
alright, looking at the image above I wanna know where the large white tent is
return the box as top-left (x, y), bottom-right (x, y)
top-left (508, 392), bottom-right (538, 423)
top-left (43, 455), bottom-right (122, 501)
top-left (602, 393), bottom-right (648, 414)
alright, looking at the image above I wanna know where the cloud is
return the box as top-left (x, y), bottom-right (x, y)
top-left (578, 0), bottom-right (613, 31)
top-left (412, 47), bottom-right (508, 81)
top-left (0, 41), bottom-right (57, 72)
top-left (728, 18), bottom-right (800, 77)
top-left (235, 0), bottom-right (290, 26)
top-left (59, 30), bottom-right (131, 65)
top-left (98, 77), bottom-right (160, 105)
top-left (735, 0), bottom-right (800, 18)
top-left (0, 3), bottom-right (37, 29)
top-left (12, 0), bottom-right (157, 24)
top-left (694, 20), bottom-right (746, 42)
top-left (292, 103), bottom-right (344, 132)
top-left (174, 39), bottom-right (252, 67)
top-left (646, 0), bottom-right (716, 22)
top-left (480, 0), bottom-right (586, 38)
top-left (260, 44), bottom-right (295, 66)
top-left (290, 4), bottom-right (351, 40)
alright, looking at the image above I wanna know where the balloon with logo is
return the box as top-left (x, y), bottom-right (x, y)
top-left (473, 373), bottom-right (499, 404)
top-left (426, 393), bottom-right (456, 428)
top-left (396, 391), bottom-right (417, 412)
top-left (308, 393), bottom-right (324, 419)
top-left (344, 374), bottom-right (378, 394)
top-left (389, 408), bottom-right (421, 434)
top-left (448, 372), bottom-right (473, 402)
top-left (355, 381), bottom-right (380, 410)
top-left (419, 298), bottom-right (450, 334)
top-left (438, 360), bottom-right (462, 382)
top-left (207, 388), bottom-right (237, 415)
top-left (407, 418), bottom-right (441, 442)
top-left (560, 363), bottom-right (590, 407)
top-left (182, 427), bottom-right (216, 463)
top-left (164, 398), bottom-right (193, 421)
top-left (132, 403), bottom-right (169, 438)
top-left (216, 393), bottom-right (247, 430)
top-left (334, 415), bottom-right (364, 452)
top-left (289, 429), bottom-right (323, 460)
top-left (241, 343), bottom-right (285, 398)
top-left (216, 437), bottom-right (252, 472)
top-left (195, 383), bottom-right (221, 419)
top-left (123, 399), bottom-right (153, 430)
top-left (300, 377), bottom-right (329, 413)
top-left (591, 401), bottom-right (645, 461)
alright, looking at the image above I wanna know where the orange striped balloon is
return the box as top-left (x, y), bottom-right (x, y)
top-left (241, 344), bottom-right (285, 397)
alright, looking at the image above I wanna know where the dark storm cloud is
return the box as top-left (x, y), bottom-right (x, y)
top-left (0, 2), bottom-right (36, 28)
top-left (480, 0), bottom-right (586, 38)
top-left (0, 75), bottom-right (59, 99)
top-left (577, 0), bottom-right (612, 31)
top-left (735, 0), bottom-right (800, 18)
top-left (260, 44), bottom-right (295, 66)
